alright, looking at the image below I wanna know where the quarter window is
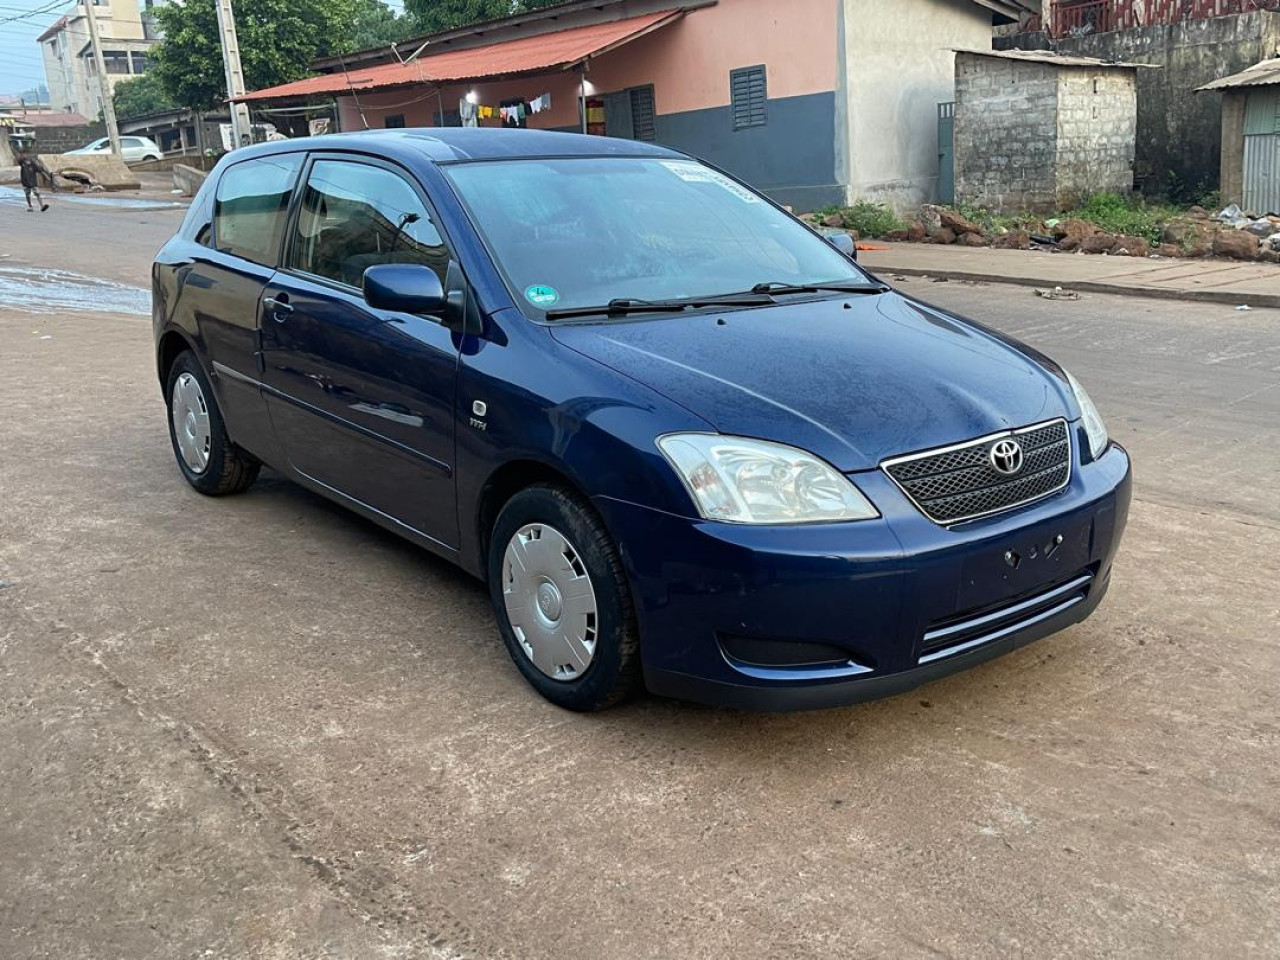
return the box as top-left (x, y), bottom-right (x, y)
top-left (213, 154), bottom-right (302, 265)
top-left (730, 65), bottom-right (767, 131)
top-left (289, 160), bottom-right (448, 289)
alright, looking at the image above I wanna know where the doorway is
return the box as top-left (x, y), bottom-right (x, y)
top-left (580, 85), bottom-right (656, 141)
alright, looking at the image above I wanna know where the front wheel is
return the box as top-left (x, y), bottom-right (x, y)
top-left (488, 484), bottom-right (641, 711)
top-left (165, 350), bottom-right (259, 495)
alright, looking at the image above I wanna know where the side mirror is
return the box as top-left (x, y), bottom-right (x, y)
top-left (826, 232), bottom-right (858, 261)
top-left (363, 263), bottom-right (446, 316)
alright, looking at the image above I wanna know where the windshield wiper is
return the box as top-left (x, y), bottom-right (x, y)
top-left (749, 281), bottom-right (889, 296)
top-left (544, 294), bottom-right (772, 321)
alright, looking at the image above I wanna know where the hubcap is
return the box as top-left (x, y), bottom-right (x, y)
top-left (170, 372), bottom-right (211, 474)
top-left (502, 523), bottom-right (599, 681)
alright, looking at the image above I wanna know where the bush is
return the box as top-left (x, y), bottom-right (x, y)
top-left (1065, 192), bottom-right (1181, 245)
top-left (813, 202), bottom-right (904, 237)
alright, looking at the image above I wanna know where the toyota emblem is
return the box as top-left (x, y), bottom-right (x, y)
top-left (989, 438), bottom-right (1024, 476)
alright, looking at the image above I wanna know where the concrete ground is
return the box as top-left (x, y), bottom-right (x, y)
top-left (1, 201), bottom-right (1278, 959)
top-left (861, 242), bottom-right (1280, 309)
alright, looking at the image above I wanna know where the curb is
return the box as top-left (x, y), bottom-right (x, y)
top-left (867, 264), bottom-right (1280, 310)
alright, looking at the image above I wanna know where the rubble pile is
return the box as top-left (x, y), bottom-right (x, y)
top-left (807, 202), bottom-right (1280, 263)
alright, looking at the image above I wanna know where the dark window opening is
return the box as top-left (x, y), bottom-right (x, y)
top-left (384, 114), bottom-right (406, 129)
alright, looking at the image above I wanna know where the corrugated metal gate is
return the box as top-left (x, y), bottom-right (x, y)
top-left (938, 101), bottom-right (955, 205)
top-left (1243, 88), bottom-right (1280, 215)
top-left (1244, 135), bottom-right (1280, 215)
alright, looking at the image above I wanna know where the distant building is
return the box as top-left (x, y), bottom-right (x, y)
top-left (38, 0), bottom-right (159, 118)
top-left (235, 0), bottom-right (1040, 213)
top-left (1199, 58), bottom-right (1280, 214)
top-left (3, 110), bottom-right (102, 155)
top-left (997, 1), bottom-right (1280, 195)
top-left (955, 49), bottom-right (1148, 212)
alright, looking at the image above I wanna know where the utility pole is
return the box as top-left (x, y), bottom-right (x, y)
top-left (214, 0), bottom-right (252, 148)
top-left (82, 0), bottom-right (122, 156)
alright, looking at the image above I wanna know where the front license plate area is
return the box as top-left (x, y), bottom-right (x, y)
top-left (958, 519), bottom-right (1093, 610)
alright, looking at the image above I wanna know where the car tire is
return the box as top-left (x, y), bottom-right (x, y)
top-left (488, 484), bottom-right (642, 711)
top-left (165, 350), bottom-right (260, 496)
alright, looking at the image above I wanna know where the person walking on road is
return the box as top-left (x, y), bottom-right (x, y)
top-left (16, 144), bottom-right (55, 213)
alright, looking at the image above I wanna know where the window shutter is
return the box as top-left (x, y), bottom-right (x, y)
top-left (630, 85), bottom-right (656, 142)
top-left (730, 65), bottom-right (767, 130)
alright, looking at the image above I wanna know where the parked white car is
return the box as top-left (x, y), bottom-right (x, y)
top-left (67, 136), bottom-right (163, 162)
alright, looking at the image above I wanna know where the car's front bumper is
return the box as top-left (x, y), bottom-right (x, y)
top-left (593, 436), bottom-right (1131, 712)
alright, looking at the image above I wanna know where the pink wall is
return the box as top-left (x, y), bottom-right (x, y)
top-left (336, 0), bottom-right (837, 132)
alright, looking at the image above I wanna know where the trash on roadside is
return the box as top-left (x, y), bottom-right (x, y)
top-left (1236, 304), bottom-right (1252, 311)
top-left (39, 334), bottom-right (53, 339)
top-left (1035, 286), bottom-right (1080, 301)
top-left (892, 275), bottom-right (908, 281)
top-left (856, 243), bottom-right (890, 252)
top-left (1044, 218), bottom-right (1061, 228)
top-left (1030, 233), bottom-right (1057, 246)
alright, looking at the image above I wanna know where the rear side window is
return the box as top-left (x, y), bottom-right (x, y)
top-left (288, 159), bottom-right (449, 288)
top-left (213, 154), bottom-right (302, 266)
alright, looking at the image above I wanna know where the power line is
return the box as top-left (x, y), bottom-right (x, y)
top-left (0, 0), bottom-right (71, 25)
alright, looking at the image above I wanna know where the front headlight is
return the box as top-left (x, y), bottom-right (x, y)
top-left (1064, 369), bottom-right (1109, 460)
top-left (657, 434), bottom-right (879, 524)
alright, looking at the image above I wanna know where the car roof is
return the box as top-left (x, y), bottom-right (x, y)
top-left (224, 128), bottom-right (686, 166)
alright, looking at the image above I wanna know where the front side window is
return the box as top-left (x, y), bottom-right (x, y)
top-left (445, 157), bottom-right (869, 314)
top-left (289, 159), bottom-right (448, 289)
top-left (213, 153), bottom-right (302, 265)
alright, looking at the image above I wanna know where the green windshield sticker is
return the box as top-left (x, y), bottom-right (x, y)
top-left (525, 284), bottom-right (560, 306)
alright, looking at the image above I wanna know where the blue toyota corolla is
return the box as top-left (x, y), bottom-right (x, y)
top-left (152, 129), bottom-right (1130, 712)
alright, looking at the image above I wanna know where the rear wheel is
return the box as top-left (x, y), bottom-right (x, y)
top-left (165, 350), bottom-right (259, 495)
top-left (488, 484), bottom-right (641, 711)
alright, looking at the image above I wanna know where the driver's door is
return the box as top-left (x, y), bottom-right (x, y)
top-left (259, 155), bottom-right (461, 550)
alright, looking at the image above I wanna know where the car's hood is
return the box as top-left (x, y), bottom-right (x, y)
top-left (550, 291), bottom-right (1073, 472)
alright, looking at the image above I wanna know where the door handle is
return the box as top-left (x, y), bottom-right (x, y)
top-left (263, 295), bottom-right (293, 322)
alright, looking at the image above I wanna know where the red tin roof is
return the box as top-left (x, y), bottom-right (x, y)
top-left (237, 9), bottom-right (683, 102)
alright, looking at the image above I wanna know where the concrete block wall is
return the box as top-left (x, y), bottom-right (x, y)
top-left (997, 11), bottom-right (1280, 196)
top-left (956, 53), bottom-right (1140, 214)
top-left (955, 55), bottom-right (1060, 212)
top-left (33, 123), bottom-right (104, 155)
top-left (1054, 70), bottom-right (1138, 208)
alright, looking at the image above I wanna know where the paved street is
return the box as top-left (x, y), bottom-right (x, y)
top-left (2, 200), bottom-right (1278, 959)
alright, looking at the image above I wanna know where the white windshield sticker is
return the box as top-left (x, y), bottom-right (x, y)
top-left (660, 161), bottom-right (760, 203)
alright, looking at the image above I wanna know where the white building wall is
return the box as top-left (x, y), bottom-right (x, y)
top-left (840, 0), bottom-right (993, 212)
top-left (39, 0), bottom-right (152, 116)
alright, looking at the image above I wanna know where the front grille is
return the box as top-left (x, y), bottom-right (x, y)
top-left (918, 570), bottom-right (1094, 663)
top-left (882, 419), bottom-right (1071, 524)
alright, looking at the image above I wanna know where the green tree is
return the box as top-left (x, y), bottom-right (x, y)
top-left (112, 72), bottom-right (176, 120)
top-left (351, 0), bottom-right (419, 50)
top-left (405, 0), bottom-right (562, 34)
top-left (151, 0), bottom-right (378, 111)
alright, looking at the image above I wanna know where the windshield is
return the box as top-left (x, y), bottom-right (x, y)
top-left (444, 157), bottom-right (870, 315)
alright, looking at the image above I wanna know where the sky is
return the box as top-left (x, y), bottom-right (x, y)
top-left (0, 0), bottom-right (63, 99)
top-left (0, 0), bottom-right (408, 101)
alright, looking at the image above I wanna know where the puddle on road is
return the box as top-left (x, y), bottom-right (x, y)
top-left (0, 266), bottom-right (149, 316)
top-left (0, 184), bottom-right (186, 211)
